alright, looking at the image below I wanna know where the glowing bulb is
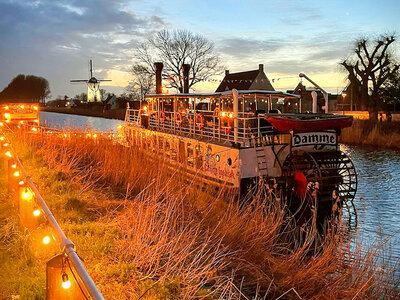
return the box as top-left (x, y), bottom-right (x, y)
top-left (13, 171), bottom-right (20, 177)
top-left (33, 209), bottom-right (41, 217)
top-left (63, 134), bottom-right (67, 137)
top-left (4, 106), bottom-right (8, 110)
top-left (229, 113), bottom-right (233, 118)
top-left (86, 133), bottom-right (91, 137)
top-left (0, 136), bottom-right (4, 141)
top-left (20, 121), bottom-right (23, 124)
top-left (3, 143), bottom-right (8, 147)
top-left (20, 105), bottom-right (24, 109)
top-left (32, 127), bottom-right (37, 132)
top-left (11, 164), bottom-right (16, 168)
top-left (62, 273), bottom-right (71, 289)
top-left (23, 189), bottom-right (31, 199)
top-left (143, 106), bottom-right (148, 111)
top-left (221, 112), bottom-right (226, 117)
top-left (42, 236), bottom-right (51, 244)
top-left (5, 120), bottom-right (10, 123)
top-left (5, 151), bottom-right (12, 158)
top-left (93, 134), bottom-right (97, 138)
top-left (4, 113), bottom-right (10, 118)
top-left (0, 122), bottom-right (3, 126)
top-left (35, 119), bottom-right (39, 123)
top-left (19, 180), bottom-right (24, 185)
top-left (33, 106), bottom-right (38, 110)
top-left (117, 125), bottom-right (122, 130)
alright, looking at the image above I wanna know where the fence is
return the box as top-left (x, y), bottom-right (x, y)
top-left (0, 122), bottom-right (104, 300)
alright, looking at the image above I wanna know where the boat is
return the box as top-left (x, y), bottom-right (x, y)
top-left (119, 62), bottom-right (357, 226)
top-left (265, 114), bottom-right (353, 133)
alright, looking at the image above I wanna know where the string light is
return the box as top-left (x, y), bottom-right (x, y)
top-left (23, 189), bottom-right (32, 199)
top-left (42, 236), bottom-right (51, 244)
top-left (13, 171), bottom-right (20, 177)
top-left (61, 273), bottom-right (71, 289)
top-left (33, 209), bottom-right (41, 217)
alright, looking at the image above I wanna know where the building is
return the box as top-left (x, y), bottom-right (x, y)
top-left (215, 64), bottom-right (275, 92)
top-left (287, 82), bottom-right (337, 113)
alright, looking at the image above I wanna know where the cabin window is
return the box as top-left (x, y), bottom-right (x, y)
top-left (165, 139), bottom-right (171, 158)
top-left (178, 140), bottom-right (185, 164)
top-left (187, 142), bottom-right (194, 167)
top-left (171, 141), bottom-right (178, 161)
top-left (195, 144), bottom-right (203, 169)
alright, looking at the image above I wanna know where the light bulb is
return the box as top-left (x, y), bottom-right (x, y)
top-left (33, 209), bottom-right (41, 217)
top-left (42, 236), bottom-right (51, 244)
top-left (13, 171), bottom-right (20, 177)
top-left (62, 273), bottom-right (71, 289)
top-left (23, 189), bottom-right (31, 199)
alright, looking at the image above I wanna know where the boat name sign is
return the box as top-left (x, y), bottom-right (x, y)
top-left (292, 132), bottom-right (336, 147)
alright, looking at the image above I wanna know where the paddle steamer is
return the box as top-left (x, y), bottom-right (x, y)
top-left (120, 63), bottom-right (357, 222)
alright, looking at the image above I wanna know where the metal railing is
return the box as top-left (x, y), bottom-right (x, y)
top-left (125, 109), bottom-right (290, 148)
top-left (0, 123), bottom-right (104, 300)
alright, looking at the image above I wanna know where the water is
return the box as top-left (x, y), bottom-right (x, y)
top-left (39, 111), bottom-right (123, 132)
top-left (40, 111), bottom-right (400, 262)
top-left (341, 145), bottom-right (400, 262)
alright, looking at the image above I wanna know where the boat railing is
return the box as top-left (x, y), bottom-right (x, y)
top-left (125, 109), bottom-right (290, 148)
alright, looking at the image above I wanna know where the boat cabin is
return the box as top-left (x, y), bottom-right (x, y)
top-left (125, 90), bottom-right (300, 148)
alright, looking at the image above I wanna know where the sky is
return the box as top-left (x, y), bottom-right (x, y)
top-left (0, 0), bottom-right (399, 98)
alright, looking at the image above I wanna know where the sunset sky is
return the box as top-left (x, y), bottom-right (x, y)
top-left (0, 0), bottom-right (399, 98)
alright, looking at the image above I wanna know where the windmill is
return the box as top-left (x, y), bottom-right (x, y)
top-left (70, 60), bottom-right (112, 102)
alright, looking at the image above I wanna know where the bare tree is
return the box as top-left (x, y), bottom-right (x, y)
top-left (127, 64), bottom-right (154, 100)
top-left (134, 29), bottom-right (222, 92)
top-left (340, 35), bottom-right (399, 118)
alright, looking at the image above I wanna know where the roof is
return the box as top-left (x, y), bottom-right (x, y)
top-left (215, 67), bottom-right (275, 92)
top-left (145, 90), bottom-right (300, 99)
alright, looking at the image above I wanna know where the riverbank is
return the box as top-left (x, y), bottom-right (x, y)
top-left (1, 127), bottom-right (399, 299)
top-left (41, 107), bottom-right (125, 120)
top-left (340, 120), bottom-right (400, 150)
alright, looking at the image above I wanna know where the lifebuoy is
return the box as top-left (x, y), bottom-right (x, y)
top-left (159, 111), bottom-right (166, 123)
top-left (176, 112), bottom-right (184, 127)
top-left (221, 116), bottom-right (232, 134)
top-left (195, 113), bottom-right (205, 130)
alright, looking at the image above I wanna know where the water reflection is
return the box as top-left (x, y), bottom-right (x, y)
top-left (39, 111), bottom-right (122, 132)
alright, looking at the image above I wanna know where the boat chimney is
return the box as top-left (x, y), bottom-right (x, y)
top-left (182, 64), bottom-right (190, 93)
top-left (259, 64), bottom-right (264, 72)
top-left (154, 62), bottom-right (163, 94)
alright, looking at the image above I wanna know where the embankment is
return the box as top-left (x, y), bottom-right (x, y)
top-left (41, 107), bottom-right (125, 120)
top-left (340, 119), bottom-right (400, 150)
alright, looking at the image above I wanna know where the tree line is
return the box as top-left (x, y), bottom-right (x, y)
top-left (0, 74), bottom-right (50, 103)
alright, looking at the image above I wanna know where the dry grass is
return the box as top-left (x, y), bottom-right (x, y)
top-left (1, 126), bottom-right (399, 299)
top-left (340, 120), bottom-right (400, 149)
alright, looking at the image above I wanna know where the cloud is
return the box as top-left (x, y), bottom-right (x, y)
top-left (0, 0), bottom-right (168, 97)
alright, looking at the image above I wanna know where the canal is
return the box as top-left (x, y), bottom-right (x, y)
top-left (40, 111), bottom-right (400, 262)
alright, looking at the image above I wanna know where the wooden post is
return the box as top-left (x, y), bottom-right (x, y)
top-left (47, 254), bottom-right (87, 300)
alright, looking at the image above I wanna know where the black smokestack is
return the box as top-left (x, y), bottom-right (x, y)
top-left (154, 62), bottom-right (163, 94)
top-left (182, 64), bottom-right (190, 94)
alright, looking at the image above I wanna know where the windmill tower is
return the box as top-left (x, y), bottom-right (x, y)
top-left (70, 60), bottom-right (111, 102)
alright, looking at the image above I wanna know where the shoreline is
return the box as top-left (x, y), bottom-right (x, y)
top-left (339, 119), bottom-right (400, 151)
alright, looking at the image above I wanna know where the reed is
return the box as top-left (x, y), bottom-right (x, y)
top-left (340, 120), bottom-right (400, 150)
top-left (0, 127), bottom-right (398, 299)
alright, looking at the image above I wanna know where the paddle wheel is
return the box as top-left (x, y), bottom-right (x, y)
top-left (281, 150), bottom-right (357, 228)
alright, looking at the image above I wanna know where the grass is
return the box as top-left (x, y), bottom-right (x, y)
top-left (340, 120), bottom-right (400, 150)
top-left (0, 126), bottom-right (399, 299)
